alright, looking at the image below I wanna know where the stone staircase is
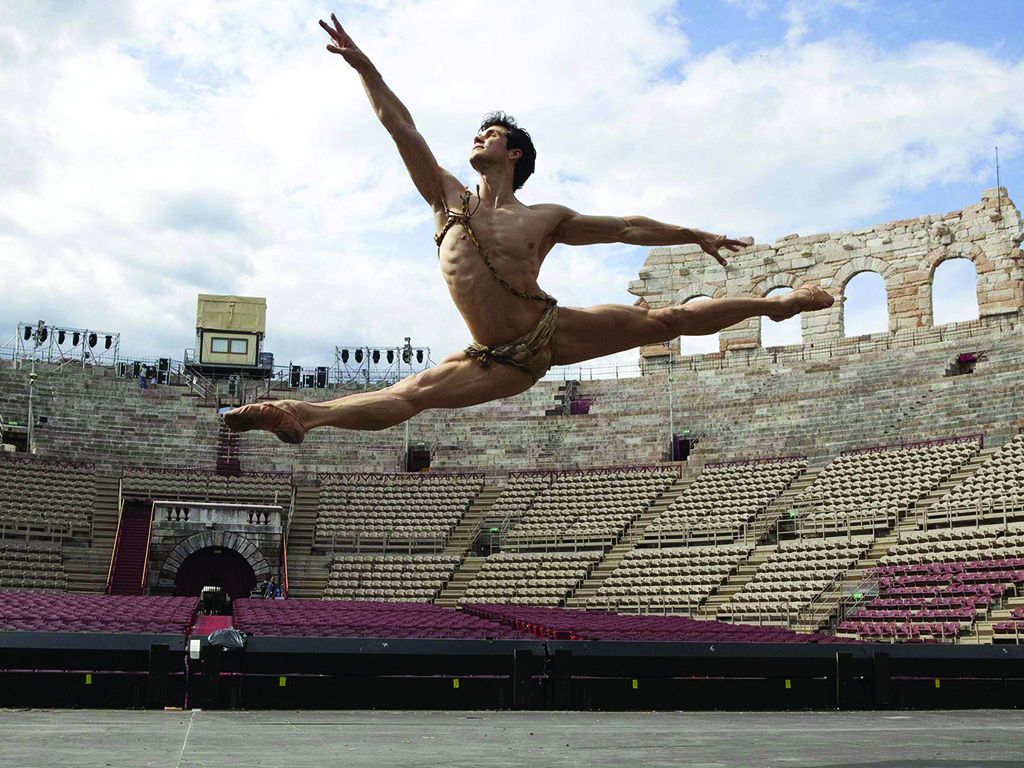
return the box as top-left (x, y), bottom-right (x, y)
top-left (700, 544), bottom-right (776, 619)
top-left (444, 485), bottom-right (501, 556)
top-left (90, 473), bottom-right (121, 548)
top-left (753, 467), bottom-right (825, 544)
top-left (434, 556), bottom-right (486, 609)
top-left (63, 544), bottom-right (115, 594)
top-left (283, 485), bottom-right (323, 599)
top-left (284, 553), bottom-right (333, 600)
top-left (107, 502), bottom-right (154, 596)
top-left (288, 486), bottom-right (319, 553)
top-left (791, 526), bottom-right (911, 632)
top-left (566, 475), bottom-right (694, 608)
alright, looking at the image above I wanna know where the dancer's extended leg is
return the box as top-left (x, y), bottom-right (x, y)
top-left (223, 351), bottom-right (534, 443)
top-left (549, 284), bottom-right (832, 366)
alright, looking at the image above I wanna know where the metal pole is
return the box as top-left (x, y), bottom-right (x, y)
top-left (27, 321), bottom-right (43, 454)
top-left (667, 342), bottom-right (674, 459)
top-left (27, 357), bottom-right (35, 454)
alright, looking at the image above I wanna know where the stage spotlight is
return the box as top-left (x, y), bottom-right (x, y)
top-left (416, 350), bottom-right (424, 364)
top-left (88, 333), bottom-right (97, 348)
top-left (73, 332), bottom-right (81, 346)
top-left (104, 335), bottom-right (112, 350)
top-left (58, 330), bottom-right (66, 345)
top-left (372, 350), bottom-right (380, 364)
top-left (341, 349), bottom-right (349, 364)
top-left (354, 349), bottom-right (363, 364)
top-left (38, 327), bottom-right (48, 343)
top-left (402, 348), bottom-right (412, 364)
top-left (387, 350), bottom-right (394, 364)
top-left (23, 327), bottom-right (32, 340)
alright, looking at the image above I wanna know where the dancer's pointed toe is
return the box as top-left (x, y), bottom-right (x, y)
top-left (769, 284), bottom-right (835, 322)
top-left (222, 402), bottom-right (307, 445)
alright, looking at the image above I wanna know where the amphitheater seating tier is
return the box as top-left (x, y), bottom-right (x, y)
top-left (314, 474), bottom-right (482, 547)
top-left (461, 550), bottom-right (603, 606)
top-left (465, 605), bottom-right (828, 643)
top-left (590, 543), bottom-right (751, 611)
top-left (503, 468), bottom-right (676, 547)
top-left (121, 467), bottom-right (290, 505)
top-left (0, 459), bottom-right (95, 535)
top-left (232, 598), bottom-right (525, 639)
top-left (839, 524), bottom-right (1024, 642)
top-left (794, 440), bottom-right (979, 536)
top-left (323, 554), bottom-right (461, 601)
top-left (0, 541), bottom-right (68, 592)
top-left (645, 459), bottom-right (805, 544)
top-left (931, 433), bottom-right (1024, 526)
top-left (719, 536), bottom-right (873, 623)
top-left (0, 593), bottom-right (198, 633)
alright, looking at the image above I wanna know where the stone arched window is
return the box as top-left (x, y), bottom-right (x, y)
top-left (932, 258), bottom-right (980, 325)
top-left (679, 295), bottom-right (720, 355)
top-left (761, 287), bottom-right (803, 347)
top-left (843, 272), bottom-right (889, 337)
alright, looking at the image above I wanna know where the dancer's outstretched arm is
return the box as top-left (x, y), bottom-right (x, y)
top-left (319, 14), bottom-right (461, 211)
top-left (544, 206), bottom-right (746, 266)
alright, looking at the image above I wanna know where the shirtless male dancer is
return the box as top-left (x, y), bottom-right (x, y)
top-left (224, 13), bottom-right (834, 444)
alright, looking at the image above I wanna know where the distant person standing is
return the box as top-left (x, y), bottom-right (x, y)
top-left (139, 368), bottom-right (148, 389)
top-left (265, 576), bottom-right (279, 599)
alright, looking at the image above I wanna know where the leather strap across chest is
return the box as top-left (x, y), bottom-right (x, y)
top-left (435, 189), bottom-right (553, 304)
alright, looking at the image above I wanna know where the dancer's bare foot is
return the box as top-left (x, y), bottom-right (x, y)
top-left (769, 284), bottom-right (835, 322)
top-left (222, 400), bottom-right (309, 444)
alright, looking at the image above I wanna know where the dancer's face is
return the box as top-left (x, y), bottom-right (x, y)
top-left (470, 126), bottom-right (520, 171)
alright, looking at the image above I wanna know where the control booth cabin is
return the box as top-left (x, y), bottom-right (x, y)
top-left (186, 294), bottom-right (271, 380)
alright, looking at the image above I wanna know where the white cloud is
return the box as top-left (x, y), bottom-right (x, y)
top-left (0, 0), bottom-right (1021, 376)
top-left (782, 0), bottom-right (870, 46)
top-left (724, 0), bottom-right (769, 19)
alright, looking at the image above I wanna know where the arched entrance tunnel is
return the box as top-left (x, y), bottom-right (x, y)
top-left (173, 547), bottom-right (257, 613)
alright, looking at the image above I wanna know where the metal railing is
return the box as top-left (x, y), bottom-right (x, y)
top-left (281, 532), bottom-right (289, 599)
top-left (105, 495), bottom-right (125, 595)
top-left (140, 502), bottom-right (155, 593)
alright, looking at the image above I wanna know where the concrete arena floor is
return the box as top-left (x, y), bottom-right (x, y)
top-left (1, 710), bottom-right (1022, 768)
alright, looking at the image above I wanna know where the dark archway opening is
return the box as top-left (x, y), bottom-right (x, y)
top-left (173, 546), bottom-right (256, 614)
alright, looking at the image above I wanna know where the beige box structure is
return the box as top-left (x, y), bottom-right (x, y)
top-left (195, 294), bottom-right (267, 368)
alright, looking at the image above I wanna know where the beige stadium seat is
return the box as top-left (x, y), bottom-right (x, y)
top-left (461, 550), bottom-right (602, 607)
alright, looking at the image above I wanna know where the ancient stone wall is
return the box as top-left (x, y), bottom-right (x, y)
top-left (4, 315), bottom-right (1024, 478)
top-left (3, 189), bottom-right (1022, 480)
top-left (629, 188), bottom-right (1023, 356)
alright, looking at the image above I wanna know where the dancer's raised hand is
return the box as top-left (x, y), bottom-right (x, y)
top-left (319, 13), bottom-right (370, 70)
top-left (698, 232), bottom-right (746, 267)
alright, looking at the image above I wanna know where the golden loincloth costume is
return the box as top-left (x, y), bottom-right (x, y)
top-left (435, 189), bottom-right (558, 383)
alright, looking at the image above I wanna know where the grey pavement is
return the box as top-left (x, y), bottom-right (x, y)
top-left (0, 709), bottom-right (1022, 768)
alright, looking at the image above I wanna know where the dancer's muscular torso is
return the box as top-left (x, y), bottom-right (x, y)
top-left (434, 192), bottom-right (566, 347)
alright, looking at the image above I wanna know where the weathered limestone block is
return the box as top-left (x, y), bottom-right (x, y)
top-left (631, 188), bottom-right (1021, 368)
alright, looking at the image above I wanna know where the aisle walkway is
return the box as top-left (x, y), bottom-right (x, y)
top-left (0, 710), bottom-right (1021, 767)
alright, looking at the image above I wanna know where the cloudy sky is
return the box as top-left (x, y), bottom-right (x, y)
top-left (2, 0), bottom-right (1022, 374)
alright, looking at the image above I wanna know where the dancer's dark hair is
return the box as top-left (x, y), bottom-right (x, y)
top-left (479, 111), bottom-right (536, 191)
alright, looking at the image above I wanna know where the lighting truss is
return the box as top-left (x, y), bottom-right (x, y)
top-left (15, 323), bottom-right (121, 368)
top-left (333, 344), bottom-right (432, 388)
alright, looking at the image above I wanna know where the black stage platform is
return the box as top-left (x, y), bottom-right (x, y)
top-left (3, 632), bottom-right (1024, 711)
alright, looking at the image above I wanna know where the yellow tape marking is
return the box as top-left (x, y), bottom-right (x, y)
top-left (453, 678), bottom-right (459, 689)
top-left (279, 676), bottom-right (287, 687)
top-left (935, 679), bottom-right (941, 689)
top-left (85, 674), bottom-right (92, 685)
top-left (632, 679), bottom-right (638, 689)
top-left (785, 679), bottom-right (791, 689)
